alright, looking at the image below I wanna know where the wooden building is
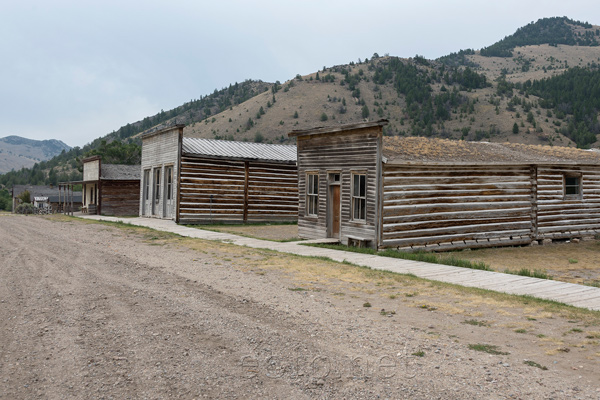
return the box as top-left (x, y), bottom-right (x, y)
top-left (80, 156), bottom-right (141, 215)
top-left (141, 125), bottom-right (298, 224)
top-left (12, 184), bottom-right (82, 213)
top-left (290, 120), bottom-right (600, 251)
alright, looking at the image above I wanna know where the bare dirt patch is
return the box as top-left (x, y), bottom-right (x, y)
top-left (448, 240), bottom-right (600, 285)
top-left (1, 215), bottom-right (600, 399)
top-left (195, 223), bottom-right (300, 242)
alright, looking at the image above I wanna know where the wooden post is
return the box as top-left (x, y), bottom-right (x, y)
top-left (243, 161), bottom-right (249, 223)
top-left (530, 164), bottom-right (538, 241)
top-left (58, 184), bottom-right (62, 214)
top-left (70, 184), bottom-right (74, 216)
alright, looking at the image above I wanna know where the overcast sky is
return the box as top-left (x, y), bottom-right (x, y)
top-left (1, 0), bottom-right (599, 147)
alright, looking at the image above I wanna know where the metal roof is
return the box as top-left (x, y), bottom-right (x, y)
top-left (100, 164), bottom-right (141, 180)
top-left (182, 138), bottom-right (297, 163)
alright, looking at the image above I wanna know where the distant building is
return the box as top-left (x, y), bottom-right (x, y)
top-left (290, 119), bottom-right (600, 250)
top-left (79, 156), bottom-right (141, 216)
top-left (140, 125), bottom-right (298, 224)
top-left (12, 184), bottom-right (82, 212)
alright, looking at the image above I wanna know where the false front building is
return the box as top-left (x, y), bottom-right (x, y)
top-left (140, 125), bottom-right (298, 224)
top-left (290, 120), bottom-right (600, 250)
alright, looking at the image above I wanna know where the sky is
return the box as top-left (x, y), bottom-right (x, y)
top-left (1, 0), bottom-right (599, 148)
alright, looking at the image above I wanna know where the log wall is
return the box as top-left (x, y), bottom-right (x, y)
top-left (178, 155), bottom-right (297, 224)
top-left (101, 180), bottom-right (141, 216)
top-left (296, 127), bottom-right (381, 246)
top-left (381, 165), bottom-right (534, 251)
top-left (536, 165), bottom-right (600, 239)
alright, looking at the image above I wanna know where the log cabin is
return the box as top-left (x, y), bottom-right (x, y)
top-left (80, 156), bottom-right (141, 215)
top-left (289, 120), bottom-right (600, 251)
top-left (140, 125), bottom-right (298, 224)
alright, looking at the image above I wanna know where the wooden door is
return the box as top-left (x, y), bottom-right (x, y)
top-left (143, 169), bottom-right (151, 216)
top-left (330, 185), bottom-right (340, 238)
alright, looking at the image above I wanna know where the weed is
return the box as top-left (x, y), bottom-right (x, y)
top-left (305, 243), bottom-right (491, 271)
top-left (524, 360), bottom-right (548, 370)
top-left (585, 331), bottom-right (600, 339)
top-left (537, 334), bottom-right (546, 338)
top-left (363, 302), bottom-right (372, 308)
top-left (412, 350), bottom-right (425, 357)
top-left (332, 292), bottom-right (345, 296)
top-left (419, 304), bottom-right (437, 311)
top-left (468, 344), bottom-right (509, 355)
top-left (387, 294), bottom-right (398, 299)
top-left (515, 328), bottom-right (527, 333)
top-left (568, 258), bottom-right (578, 264)
top-left (288, 287), bottom-right (307, 292)
top-left (405, 292), bottom-right (417, 297)
top-left (526, 317), bottom-right (537, 321)
top-left (462, 319), bottom-right (489, 327)
top-left (568, 328), bottom-right (583, 333)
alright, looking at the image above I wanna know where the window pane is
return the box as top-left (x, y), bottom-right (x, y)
top-left (360, 175), bottom-right (366, 196)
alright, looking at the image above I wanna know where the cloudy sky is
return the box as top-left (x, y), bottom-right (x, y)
top-left (1, 0), bottom-right (599, 147)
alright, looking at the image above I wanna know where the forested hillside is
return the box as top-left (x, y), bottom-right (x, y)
top-left (2, 16), bottom-right (600, 193)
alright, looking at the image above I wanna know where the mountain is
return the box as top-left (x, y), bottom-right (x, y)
top-left (0, 136), bottom-right (71, 174)
top-left (2, 16), bottom-right (600, 187)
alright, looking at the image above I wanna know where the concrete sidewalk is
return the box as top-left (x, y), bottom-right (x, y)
top-left (79, 214), bottom-right (600, 311)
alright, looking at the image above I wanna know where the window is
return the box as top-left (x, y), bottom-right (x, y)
top-left (306, 173), bottom-right (319, 216)
top-left (352, 173), bottom-right (366, 221)
top-left (564, 174), bottom-right (581, 198)
top-left (144, 170), bottom-right (150, 201)
top-left (154, 168), bottom-right (161, 203)
top-left (165, 166), bottom-right (173, 200)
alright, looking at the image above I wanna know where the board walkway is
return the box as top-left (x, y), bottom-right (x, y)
top-left (79, 215), bottom-right (600, 311)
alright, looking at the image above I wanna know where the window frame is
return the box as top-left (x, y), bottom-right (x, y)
top-left (351, 172), bottom-right (367, 222)
top-left (306, 172), bottom-right (319, 217)
top-left (563, 173), bottom-right (582, 200)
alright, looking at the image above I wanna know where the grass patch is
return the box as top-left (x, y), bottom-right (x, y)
top-left (462, 319), bottom-right (489, 327)
top-left (412, 350), bottom-right (425, 357)
top-left (288, 287), bottom-right (307, 292)
top-left (504, 268), bottom-right (552, 280)
top-left (515, 328), bottom-right (527, 333)
top-left (468, 343), bottom-right (509, 355)
top-left (524, 360), bottom-right (548, 370)
top-left (568, 258), bottom-right (578, 264)
top-left (306, 243), bottom-right (491, 271)
top-left (363, 302), bottom-right (372, 308)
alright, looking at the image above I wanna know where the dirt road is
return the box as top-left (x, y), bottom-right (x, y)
top-left (1, 215), bottom-right (599, 399)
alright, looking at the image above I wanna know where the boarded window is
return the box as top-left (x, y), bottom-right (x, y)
top-left (352, 173), bottom-right (366, 221)
top-left (306, 173), bottom-right (319, 216)
top-left (564, 174), bottom-right (581, 198)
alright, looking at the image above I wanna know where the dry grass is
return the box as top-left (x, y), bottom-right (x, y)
top-left (450, 240), bottom-right (600, 285)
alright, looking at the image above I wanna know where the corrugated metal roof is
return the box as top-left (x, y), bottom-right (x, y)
top-left (100, 164), bottom-right (141, 180)
top-left (182, 138), bottom-right (297, 163)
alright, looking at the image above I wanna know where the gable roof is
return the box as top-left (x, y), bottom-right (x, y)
top-left (100, 164), bottom-right (141, 180)
top-left (382, 137), bottom-right (600, 165)
top-left (182, 138), bottom-right (297, 163)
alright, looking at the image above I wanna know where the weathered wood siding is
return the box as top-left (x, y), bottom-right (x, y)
top-left (381, 165), bottom-right (534, 250)
top-left (83, 159), bottom-right (100, 181)
top-left (247, 162), bottom-right (298, 222)
top-left (101, 180), bottom-right (140, 216)
top-left (536, 165), bottom-right (600, 239)
top-left (140, 127), bottom-right (181, 219)
top-left (178, 156), bottom-right (297, 224)
top-left (296, 128), bottom-right (380, 245)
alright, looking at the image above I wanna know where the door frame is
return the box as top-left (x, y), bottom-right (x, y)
top-left (163, 165), bottom-right (174, 219)
top-left (327, 171), bottom-right (341, 238)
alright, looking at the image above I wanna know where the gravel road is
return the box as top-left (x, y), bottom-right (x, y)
top-left (1, 215), bottom-right (598, 399)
